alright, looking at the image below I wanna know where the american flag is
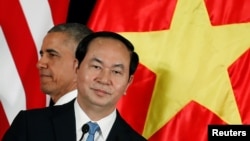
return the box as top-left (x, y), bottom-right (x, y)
top-left (0, 0), bottom-right (95, 139)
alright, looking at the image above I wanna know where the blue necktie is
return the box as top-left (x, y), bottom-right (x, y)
top-left (86, 122), bottom-right (100, 141)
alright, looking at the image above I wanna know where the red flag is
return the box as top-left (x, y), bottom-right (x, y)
top-left (88, 0), bottom-right (250, 140)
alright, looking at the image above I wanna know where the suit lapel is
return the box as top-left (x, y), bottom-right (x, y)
top-left (51, 99), bottom-right (76, 141)
top-left (106, 110), bottom-right (129, 141)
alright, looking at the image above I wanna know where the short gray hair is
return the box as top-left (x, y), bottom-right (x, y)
top-left (48, 23), bottom-right (93, 43)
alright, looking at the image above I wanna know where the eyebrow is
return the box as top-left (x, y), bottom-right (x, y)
top-left (39, 49), bottom-right (59, 55)
top-left (91, 57), bottom-right (125, 69)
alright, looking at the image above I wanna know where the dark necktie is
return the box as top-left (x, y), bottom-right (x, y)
top-left (49, 98), bottom-right (55, 107)
top-left (86, 122), bottom-right (100, 141)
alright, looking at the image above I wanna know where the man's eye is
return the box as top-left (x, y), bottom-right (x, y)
top-left (39, 52), bottom-right (43, 57)
top-left (92, 65), bottom-right (101, 69)
top-left (112, 70), bottom-right (122, 75)
top-left (49, 53), bottom-right (57, 57)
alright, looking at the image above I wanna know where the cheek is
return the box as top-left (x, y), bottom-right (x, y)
top-left (112, 83), bottom-right (129, 103)
top-left (50, 61), bottom-right (66, 73)
top-left (54, 65), bottom-right (73, 79)
top-left (77, 71), bottom-right (85, 82)
top-left (113, 81), bottom-right (130, 93)
top-left (77, 69), bottom-right (93, 84)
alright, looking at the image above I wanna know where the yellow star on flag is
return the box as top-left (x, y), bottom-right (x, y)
top-left (120, 0), bottom-right (250, 138)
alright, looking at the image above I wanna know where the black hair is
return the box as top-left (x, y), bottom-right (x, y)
top-left (75, 31), bottom-right (139, 76)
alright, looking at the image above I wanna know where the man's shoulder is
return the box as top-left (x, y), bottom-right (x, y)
top-left (20, 98), bottom-right (75, 117)
top-left (109, 110), bottom-right (147, 141)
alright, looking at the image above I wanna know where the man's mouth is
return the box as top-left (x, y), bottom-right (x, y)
top-left (91, 87), bottom-right (111, 95)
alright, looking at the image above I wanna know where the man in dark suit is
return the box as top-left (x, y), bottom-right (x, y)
top-left (37, 23), bottom-right (93, 106)
top-left (3, 31), bottom-right (147, 141)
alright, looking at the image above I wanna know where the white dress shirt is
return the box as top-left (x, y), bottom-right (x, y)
top-left (54, 89), bottom-right (77, 105)
top-left (74, 99), bottom-right (116, 141)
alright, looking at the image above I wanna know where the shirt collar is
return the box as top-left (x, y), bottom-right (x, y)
top-left (54, 89), bottom-right (77, 106)
top-left (74, 99), bottom-right (116, 140)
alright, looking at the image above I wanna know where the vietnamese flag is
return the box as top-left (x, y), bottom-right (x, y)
top-left (87, 0), bottom-right (250, 140)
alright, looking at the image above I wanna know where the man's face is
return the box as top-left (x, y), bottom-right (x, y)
top-left (37, 32), bottom-right (78, 98)
top-left (77, 37), bottom-right (133, 110)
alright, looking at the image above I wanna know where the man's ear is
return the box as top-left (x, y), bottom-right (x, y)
top-left (74, 59), bottom-right (79, 72)
top-left (73, 59), bottom-right (79, 82)
top-left (124, 75), bottom-right (134, 95)
top-left (128, 75), bottom-right (134, 85)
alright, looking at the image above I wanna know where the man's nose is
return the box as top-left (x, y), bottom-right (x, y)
top-left (36, 56), bottom-right (48, 69)
top-left (97, 69), bottom-right (111, 84)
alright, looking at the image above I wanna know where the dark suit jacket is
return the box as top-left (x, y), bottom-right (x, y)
top-left (2, 99), bottom-right (147, 141)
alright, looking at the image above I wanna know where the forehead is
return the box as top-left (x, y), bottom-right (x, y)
top-left (88, 37), bottom-right (129, 53)
top-left (41, 32), bottom-right (75, 52)
top-left (86, 37), bottom-right (131, 65)
top-left (44, 32), bottom-right (69, 43)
